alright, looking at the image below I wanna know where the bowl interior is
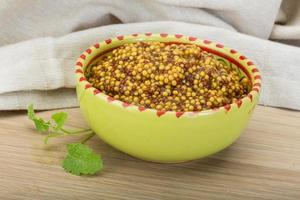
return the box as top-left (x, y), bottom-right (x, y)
top-left (86, 46), bottom-right (251, 89)
top-left (75, 33), bottom-right (261, 117)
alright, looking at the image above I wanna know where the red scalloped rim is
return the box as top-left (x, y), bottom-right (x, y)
top-left (93, 89), bottom-right (100, 95)
top-left (138, 106), bottom-right (146, 111)
top-left (80, 54), bottom-right (86, 60)
top-left (107, 96), bottom-right (115, 102)
top-left (175, 34), bottom-right (183, 38)
top-left (105, 39), bottom-right (112, 44)
top-left (79, 77), bottom-right (86, 82)
top-left (85, 84), bottom-right (92, 89)
top-left (239, 55), bottom-right (246, 60)
top-left (117, 35), bottom-right (124, 40)
top-left (176, 111), bottom-right (185, 118)
top-left (254, 75), bottom-right (261, 80)
top-left (156, 110), bottom-right (166, 117)
top-left (236, 100), bottom-right (242, 108)
top-left (122, 102), bottom-right (131, 107)
top-left (189, 37), bottom-right (197, 41)
top-left (75, 69), bottom-right (83, 74)
top-left (247, 61), bottom-right (254, 66)
top-left (224, 104), bottom-right (231, 112)
top-left (216, 44), bottom-right (224, 48)
top-left (230, 49), bottom-right (237, 54)
top-left (203, 40), bottom-right (211, 44)
top-left (86, 48), bottom-right (92, 54)
top-left (75, 33), bottom-right (262, 118)
top-left (76, 61), bottom-right (83, 67)
top-left (248, 94), bottom-right (253, 102)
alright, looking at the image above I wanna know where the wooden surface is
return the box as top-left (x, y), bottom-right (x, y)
top-left (0, 106), bottom-right (300, 200)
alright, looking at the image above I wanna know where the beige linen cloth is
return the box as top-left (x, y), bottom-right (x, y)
top-left (0, 0), bottom-right (300, 110)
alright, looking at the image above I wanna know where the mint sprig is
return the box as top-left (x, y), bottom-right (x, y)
top-left (27, 104), bottom-right (103, 176)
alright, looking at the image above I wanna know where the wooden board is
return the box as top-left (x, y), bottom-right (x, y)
top-left (0, 106), bottom-right (300, 200)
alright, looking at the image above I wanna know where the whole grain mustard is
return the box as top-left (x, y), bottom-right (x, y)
top-left (86, 42), bottom-right (250, 112)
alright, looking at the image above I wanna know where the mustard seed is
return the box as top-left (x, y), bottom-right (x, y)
top-left (86, 41), bottom-right (250, 112)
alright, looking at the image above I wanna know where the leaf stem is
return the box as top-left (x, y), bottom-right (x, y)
top-left (80, 132), bottom-right (95, 144)
top-left (60, 127), bottom-right (92, 134)
top-left (44, 130), bottom-right (93, 144)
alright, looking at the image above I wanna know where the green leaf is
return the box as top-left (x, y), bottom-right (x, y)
top-left (27, 104), bottom-right (50, 132)
top-left (51, 112), bottom-right (68, 130)
top-left (27, 104), bottom-right (35, 120)
top-left (63, 143), bottom-right (103, 176)
top-left (33, 118), bottom-right (51, 132)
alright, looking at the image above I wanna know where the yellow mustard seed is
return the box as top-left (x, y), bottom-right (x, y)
top-left (87, 41), bottom-right (250, 112)
top-left (171, 80), bottom-right (177, 86)
top-left (142, 70), bottom-right (147, 76)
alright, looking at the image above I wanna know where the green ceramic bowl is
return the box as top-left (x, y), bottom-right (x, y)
top-left (74, 33), bottom-right (261, 163)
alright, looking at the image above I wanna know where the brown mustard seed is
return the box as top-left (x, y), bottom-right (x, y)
top-left (86, 41), bottom-right (250, 112)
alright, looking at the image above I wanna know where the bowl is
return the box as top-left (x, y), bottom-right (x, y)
top-left (74, 33), bottom-right (261, 163)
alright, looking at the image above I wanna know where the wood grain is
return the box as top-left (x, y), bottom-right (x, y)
top-left (0, 106), bottom-right (300, 200)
